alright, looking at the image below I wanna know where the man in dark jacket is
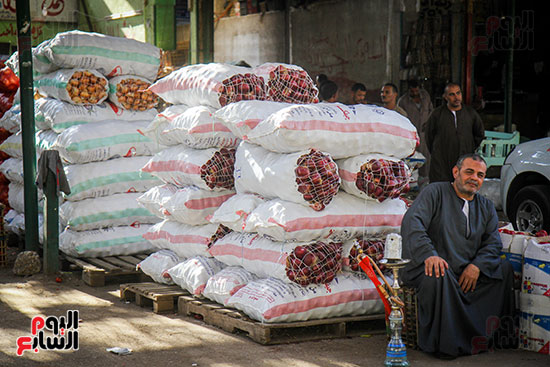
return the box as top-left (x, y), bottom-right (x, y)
top-left (425, 83), bottom-right (485, 182)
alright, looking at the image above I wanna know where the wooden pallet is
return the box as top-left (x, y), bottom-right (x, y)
top-left (178, 295), bottom-right (386, 345)
top-left (62, 254), bottom-right (152, 287)
top-left (120, 282), bottom-right (189, 314)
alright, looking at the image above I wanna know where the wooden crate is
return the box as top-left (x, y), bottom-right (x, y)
top-left (178, 295), bottom-right (386, 345)
top-left (62, 254), bottom-right (152, 287)
top-left (120, 282), bottom-right (189, 314)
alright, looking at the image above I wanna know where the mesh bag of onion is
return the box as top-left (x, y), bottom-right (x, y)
top-left (337, 154), bottom-right (411, 202)
top-left (285, 241), bottom-right (343, 286)
top-left (235, 142), bottom-right (340, 211)
top-left (141, 145), bottom-right (236, 191)
top-left (253, 63), bottom-right (319, 104)
top-left (148, 63), bottom-right (266, 108)
top-left (342, 238), bottom-right (387, 273)
top-left (35, 69), bottom-right (108, 105)
top-left (108, 75), bottom-right (158, 111)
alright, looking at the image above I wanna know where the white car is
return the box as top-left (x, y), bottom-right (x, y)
top-left (500, 137), bottom-right (550, 233)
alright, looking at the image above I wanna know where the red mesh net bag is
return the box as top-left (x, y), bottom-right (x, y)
top-left (285, 241), bottom-right (342, 286)
top-left (347, 238), bottom-right (387, 273)
top-left (200, 148), bottom-right (236, 190)
top-left (218, 73), bottom-right (267, 107)
top-left (254, 63), bottom-right (319, 104)
top-left (356, 158), bottom-right (411, 202)
top-left (295, 149), bottom-right (340, 211)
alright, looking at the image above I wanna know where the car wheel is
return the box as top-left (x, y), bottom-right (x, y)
top-left (509, 185), bottom-right (550, 234)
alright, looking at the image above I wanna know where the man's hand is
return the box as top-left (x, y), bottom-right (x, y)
top-left (458, 264), bottom-right (480, 293)
top-left (424, 256), bottom-right (449, 278)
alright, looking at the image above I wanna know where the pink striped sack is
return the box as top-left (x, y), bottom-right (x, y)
top-left (143, 219), bottom-right (219, 258)
top-left (208, 232), bottom-right (343, 286)
top-left (141, 145), bottom-right (236, 191)
top-left (337, 154), bottom-right (412, 202)
top-left (246, 192), bottom-right (407, 242)
top-left (167, 256), bottom-right (226, 296)
top-left (246, 103), bottom-right (419, 159)
top-left (234, 142), bottom-right (340, 211)
top-left (158, 105), bottom-right (240, 149)
top-left (226, 273), bottom-right (384, 323)
top-left (214, 100), bottom-right (292, 139)
top-left (202, 266), bottom-right (258, 306)
top-left (148, 63), bottom-right (266, 108)
top-left (139, 105), bottom-right (190, 146)
top-left (207, 193), bottom-right (267, 232)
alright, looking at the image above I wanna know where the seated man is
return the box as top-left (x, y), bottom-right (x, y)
top-left (400, 153), bottom-right (516, 358)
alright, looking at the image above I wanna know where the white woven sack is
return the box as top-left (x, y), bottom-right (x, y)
top-left (214, 100), bottom-right (292, 139)
top-left (107, 75), bottom-right (158, 111)
top-left (3, 209), bottom-right (25, 236)
top-left (36, 129), bottom-right (59, 157)
top-left (148, 63), bottom-right (258, 108)
top-left (59, 224), bottom-right (154, 258)
top-left (35, 69), bottom-right (108, 105)
top-left (161, 105), bottom-right (240, 149)
top-left (0, 158), bottom-right (23, 184)
top-left (6, 39), bottom-right (58, 77)
top-left (337, 154), bottom-right (411, 201)
top-left (60, 192), bottom-right (160, 231)
top-left (247, 192), bottom-right (407, 242)
top-left (43, 30), bottom-right (161, 80)
top-left (0, 132), bottom-right (22, 158)
top-left (36, 97), bottom-right (157, 133)
top-left (52, 120), bottom-right (161, 164)
top-left (161, 186), bottom-right (235, 225)
top-left (207, 193), bottom-right (266, 232)
top-left (8, 182), bottom-right (44, 214)
top-left (246, 103), bottom-right (419, 159)
top-left (202, 266), bottom-right (258, 306)
top-left (208, 232), bottom-right (304, 282)
top-left (142, 220), bottom-right (218, 259)
top-left (234, 142), bottom-right (340, 209)
top-left (166, 256), bottom-right (226, 296)
top-left (0, 103), bottom-right (21, 133)
top-left (64, 156), bottom-right (161, 201)
top-left (137, 184), bottom-right (179, 219)
top-left (136, 250), bottom-right (181, 285)
top-left (227, 273), bottom-right (384, 323)
top-left (141, 145), bottom-right (234, 191)
top-left (139, 104), bottom-right (191, 146)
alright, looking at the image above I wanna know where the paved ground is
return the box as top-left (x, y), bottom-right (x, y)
top-left (1, 246), bottom-right (548, 367)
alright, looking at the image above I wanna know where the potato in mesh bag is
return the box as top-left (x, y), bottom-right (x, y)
top-left (35, 69), bottom-right (108, 105)
top-left (108, 75), bottom-right (158, 111)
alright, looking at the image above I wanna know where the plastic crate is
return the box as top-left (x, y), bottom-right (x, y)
top-left (476, 130), bottom-right (520, 168)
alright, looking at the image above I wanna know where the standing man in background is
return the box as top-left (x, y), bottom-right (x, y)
top-left (380, 83), bottom-right (408, 117)
top-left (398, 80), bottom-right (434, 188)
top-left (425, 83), bottom-right (485, 183)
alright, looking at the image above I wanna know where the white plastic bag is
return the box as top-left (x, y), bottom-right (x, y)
top-left (337, 154), bottom-right (411, 202)
top-left (142, 220), bottom-right (219, 259)
top-left (0, 103), bottom-right (21, 133)
top-left (213, 100), bottom-right (292, 139)
top-left (141, 145), bottom-right (235, 191)
top-left (137, 249), bottom-right (181, 284)
top-left (60, 192), bottom-right (160, 231)
top-left (148, 63), bottom-right (266, 108)
top-left (227, 273), bottom-right (384, 323)
top-left (35, 69), bottom-right (108, 105)
top-left (247, 192), bottom-right (407, 242)
top-left (52, 120), bottom-right (161, 164)
top-left (0, 157), bottom-right (23, 184)
top-left (64, 156), bottom-right (161, 201)
top-left (166, 256), bottom-right (226, 296)
top-left (234, 142), bottom-right (340, 210)
top-left (139, 105), bottom-right (190, 146)
top-left (247, 103), bottom-right (419, 159)
top-left (202, 266), bottom-right (258, 306)
top-left (136, 184), bottom-right (179, 219)
top-left (59, 224), bottom-right (155, 258)
top-left (36, 97), bottom-right (157, 133)
top-left (207, 193), bottom-right (266, 232)
top-left (44, 30), bottom-right (161, 80)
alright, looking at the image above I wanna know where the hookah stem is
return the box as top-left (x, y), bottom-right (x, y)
top-left (365, 255), bottom-right (397, 298)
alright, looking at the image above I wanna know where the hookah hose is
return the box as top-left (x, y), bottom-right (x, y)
top-left (358, 255), bottom-right (392, 319)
